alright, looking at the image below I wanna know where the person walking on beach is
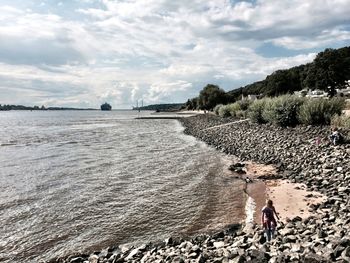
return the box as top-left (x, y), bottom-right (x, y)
top-left (261, 199), bottom-right (280, 241)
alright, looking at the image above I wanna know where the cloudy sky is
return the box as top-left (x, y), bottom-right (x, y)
top-left (0, 0), bottom-right (349, 108)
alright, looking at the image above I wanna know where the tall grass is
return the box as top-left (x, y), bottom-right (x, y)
top-left (331, 114), bottom-right (350, 129)
top-left (216, 95), bottom-right (346, 127)
top-left (261, 95), bottom-right (305, 127)
top-left (214, 104), bottom-right (223, 115)
top-left (227, 103), bottom-right (240, 117)
top-left (217, 102), bottom-right (244, 118)
top-left (298, 98), bottom-right (345, 125)
top-left (237, 99), bottom-right (252, 111)
top-left (218, 104), bottom-right (231, 117)
top-left (248, 99), bottom-right (268, 124)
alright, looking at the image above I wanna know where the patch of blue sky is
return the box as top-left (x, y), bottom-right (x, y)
top-left (183, 43), bottom-right (196, 50)
top-left (100, 55), bottom-right (168, 70)
top-left (256, 43), bottom-right (319, 58)
top-left (38, 0), bottom-right (106, 20)
top-left (1, 0), bottom-right (33, 9)
top-left (1, 0), bottom-right (105, 21)
top-left (342, 24), bottom-right (350, 31)
top-left (229, 0), bottom-right (257, 5)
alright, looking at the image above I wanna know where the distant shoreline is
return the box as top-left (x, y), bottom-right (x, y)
top-left (0, 106), bottom-right (98, 111)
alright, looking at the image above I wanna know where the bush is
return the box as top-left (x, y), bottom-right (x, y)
top-left (218, 105), bottom-right (231, 118)
top-left (261, 95), bottom-right (305, 127)
top-left (298, 98), bottom-right (346, 125)
top-left (214, 104), bottom-right (223, 115)
top-left (260, 97), bottom-right (274, 124)
top-left (346, 99), bottom-right (350, 110)
top-left (248, 95), bottom-right (346, 127)
top-left (238, 99), bottom-right (252, 111)
top-left (235, 110), bottom-right (247, 119)
top-left (217, 103), bottom-right (243, 118)
top-left (331, 114), bottom-right (350, 129)
top-left (227, 103), bottom-right (241, 117)
top-left (248, 98), bottom-right (268, 124)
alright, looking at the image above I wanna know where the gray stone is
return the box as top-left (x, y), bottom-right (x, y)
top-left (70, 257), bottom-right (85, 263)
top-left (172, 256), bottom-right (185, 263)
top-left (88, 255), bottom-right (99, 263)
top-left (301, 253), bottom-right (330, 263)
top-left (213, 241), bottom-right (225, 249)
top-left (341, 247), bottom-right (350, 261)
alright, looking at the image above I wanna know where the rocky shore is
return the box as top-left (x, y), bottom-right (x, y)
top-left (52, 114), bottom-right (350, 263)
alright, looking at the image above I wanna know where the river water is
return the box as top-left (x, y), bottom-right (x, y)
top-left (0, 110), bottom-right (245, 262)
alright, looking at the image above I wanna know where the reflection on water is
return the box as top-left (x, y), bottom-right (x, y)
top-left (0, 111), bottom-right (244, 263)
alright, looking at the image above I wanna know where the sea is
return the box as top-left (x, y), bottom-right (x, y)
top-left (0, 110), bottom-right (246, 262)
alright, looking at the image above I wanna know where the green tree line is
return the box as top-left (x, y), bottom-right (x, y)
top-left (187, 46), bottom-right (350, 110)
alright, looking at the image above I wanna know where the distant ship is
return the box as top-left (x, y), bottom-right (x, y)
top-left (100, 102), bottom-right (112, 111)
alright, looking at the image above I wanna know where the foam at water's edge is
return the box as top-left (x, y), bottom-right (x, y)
top-left (244, 195), bottom-right (256, 230)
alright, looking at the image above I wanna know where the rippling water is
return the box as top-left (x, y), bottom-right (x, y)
top-left (0, 110), bottom-right (245, 262)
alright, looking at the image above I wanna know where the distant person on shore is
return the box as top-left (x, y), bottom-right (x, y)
top-left (329, 127), bottom-right (343, 145)
top-left (261, 199), bottom-right (280, 241)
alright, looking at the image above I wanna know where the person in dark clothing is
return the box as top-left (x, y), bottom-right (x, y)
top-left (329, 127), bottom-right (343, 145)
top-left (261, 199), bottom-right (280, 241)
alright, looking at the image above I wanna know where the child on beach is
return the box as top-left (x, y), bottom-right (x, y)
top-left (329, 127), bottom-right (343, 145)
top-left (261, 199), bottom-right (280, 241)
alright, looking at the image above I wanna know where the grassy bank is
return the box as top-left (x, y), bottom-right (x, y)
top-left (215, 95), bottom-right (349, 128)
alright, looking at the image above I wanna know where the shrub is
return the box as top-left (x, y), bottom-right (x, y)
top-left (248, 98), bottom-right (268, 124)
top-left (331, 114), bottom-right (350, 129)
top-left (260, 98), bottom-right (274, 124)
top-left (298, 98), bottom-right (346, 125)
top-left (214, 104), bottom-right (223, 115)
top-left (261, 95), bottom-right (305, 127)
top-left (218, 105), bottom-right (231, 118)
top-left (346, 99), bottom-right (350, 110)
top-left (235, 110), bottom-right (247, 119)
top-left (217, 103), bottom-right (243, 118)
top-left (227, 103), bottom-right (241, 117)
top-left (238, 99), bottom-right (252, 111)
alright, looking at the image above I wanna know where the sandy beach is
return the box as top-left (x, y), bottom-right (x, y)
top-left (238, 161), bottom-right (326, 227)
top-left (266, 180), bottom-right (326, 222)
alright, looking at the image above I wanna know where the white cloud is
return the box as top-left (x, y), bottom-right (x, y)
top-left (0, 1), bottom-right (349, 107)
top-left (145, 80), bottom-right (193, 103)
top-left (272, 29), bottom-right (350, 50)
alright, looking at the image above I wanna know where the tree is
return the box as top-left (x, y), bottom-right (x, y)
top-left (198, 84), bottom-right (226, 110)
top-left (305, 47), bottom-right (350, 96)
top-left (186, 97), bottom-right (198, 110)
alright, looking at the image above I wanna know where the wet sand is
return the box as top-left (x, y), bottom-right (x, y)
top-left (266, 180), bottom-right (326, 222)
top-left (242, 162), bottom-right (326, 226)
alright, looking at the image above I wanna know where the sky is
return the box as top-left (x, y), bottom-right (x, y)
top-left (0, 0), bottom-right (349, 109)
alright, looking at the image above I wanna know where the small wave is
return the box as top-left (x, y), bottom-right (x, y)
top-left (0, 143), bottom-right (16, 146)
top-left (245, 196), bottom-right (256, 228)
top-left (1, 140), bottom-right (17, 146)
top-left (65, 141), bottom-right (78, 145)
top-left (56, 141), bottom-right (79, 147)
